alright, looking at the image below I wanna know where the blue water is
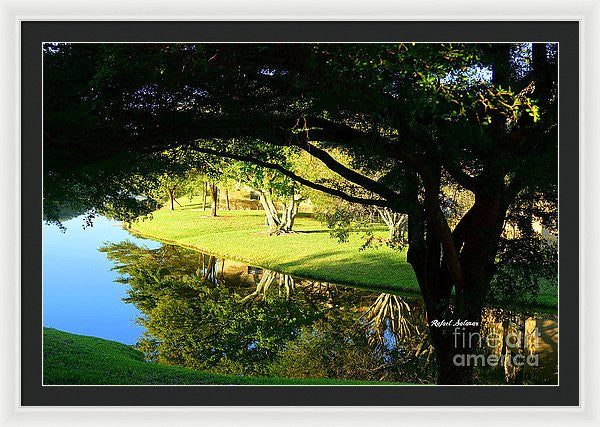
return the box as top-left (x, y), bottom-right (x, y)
top-left (43, 215), bottom-right (161, 344)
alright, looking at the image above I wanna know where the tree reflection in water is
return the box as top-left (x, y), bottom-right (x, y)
top-left (100, 241), bottom-right (556, 384)
top-left (240, 270), bottom-right (296, 304)
top-left (362, 293), bottom-right (435, 364)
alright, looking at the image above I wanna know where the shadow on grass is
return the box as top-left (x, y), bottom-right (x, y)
top-left (180, 203), bottom-right (204, 210)
top-left (295, 229), bottom-right (332, 234)
top-left (275, 250), bottom-right (351, 269)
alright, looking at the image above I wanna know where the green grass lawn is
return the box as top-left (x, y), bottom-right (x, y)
top-left (43, 327), bottom-right (401, 385)
top-left (130, 196), bottom-right (557, 309)
top-left (130, 197), bottom-right (420, 293)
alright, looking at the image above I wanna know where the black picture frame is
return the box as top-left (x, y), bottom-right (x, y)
top-left (23, 21), bottom-right (579, 406)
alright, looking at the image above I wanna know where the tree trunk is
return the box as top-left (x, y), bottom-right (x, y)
top-left (202, 182), bottom-right (207, 210)
top-left (423, 226), bottom-right (501, 384)
top-left (257, 188), bottom-right (300, 233)
top-left (209, 183), bottom-right (218, 217)
top-left (225, 188), bottom-right (230, 210)
top-left (258, 190), bottom-right (280, 229)
top-left (280, 194), bottom-right (298, 232)
top-left (403, 171), bottom-right (507, 385)
top-left (167, 188), bottom-right (174, 211)
top-left (377, 207), bottom-right (407, 243)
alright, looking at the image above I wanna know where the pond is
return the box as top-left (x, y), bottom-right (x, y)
top-left (43, 215), bottom-right (161, 344)
top-left (43, 215), bottom-right (558, 384)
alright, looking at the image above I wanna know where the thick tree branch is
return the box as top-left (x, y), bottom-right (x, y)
top-left (421, 173), bottom-right (465, 292)
top-left (301, 116), bottom-right (428, 173)
top-left (188, 145), bottom-right (397, 210)
top-left (442, 162), bottom-right (478, 192)
top-left (288, 136), bottom-right (403, 202)
top-left (300, 116), bottom-right (478, 193)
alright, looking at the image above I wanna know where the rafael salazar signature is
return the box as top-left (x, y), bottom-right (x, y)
top-left (430, 319), bottom-right (480, 327)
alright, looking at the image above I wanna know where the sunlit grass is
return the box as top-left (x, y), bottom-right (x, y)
top-left (131, 196), bottom-right (420, 293)
top-left (130, 196), bottom-right (557, 309)
top-left (43, 328), bottom-right (402, 385)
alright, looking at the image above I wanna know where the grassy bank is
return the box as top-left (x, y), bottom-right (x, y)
top-left (43, 328), bottom-right (400, 385)
top-left (130, 197), bottom-right (557, 308)
top-left (131, 197), bottom-right (420, 293)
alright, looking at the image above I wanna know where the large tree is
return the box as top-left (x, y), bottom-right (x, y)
top-left (44, 43), bottom-right (558, 384)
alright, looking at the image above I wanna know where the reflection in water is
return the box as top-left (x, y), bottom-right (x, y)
top-left (362, 294), bottom-right (435, 364)
top-left (101, 241), bottom-right (557, 384)
top-left (480, 309), bottom-right (558, 384)
top-left (198, 253), bottom-right (218, 284)
top-left (240, 270), bottom-right (294, 304)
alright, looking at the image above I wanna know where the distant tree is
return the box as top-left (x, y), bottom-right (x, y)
top-left (155, 173), bottom-right (187, 210)
top-left (230, 157), bottom-right (306, 233)
top-left (375, 208), bottom-right (408, 244)
top-left (200, 157), bottom-right (234, 217)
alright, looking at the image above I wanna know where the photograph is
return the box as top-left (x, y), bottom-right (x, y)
top-left (41, 41), bottom-right (560, 387)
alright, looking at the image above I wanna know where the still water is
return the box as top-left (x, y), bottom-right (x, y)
top-left (43, 215), bottom-right (558, 384)
top-left (43, 215), bottom-right (160, 344)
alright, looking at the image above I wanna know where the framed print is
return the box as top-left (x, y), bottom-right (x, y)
top-left (2, 6), bottom-right (599, 425)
